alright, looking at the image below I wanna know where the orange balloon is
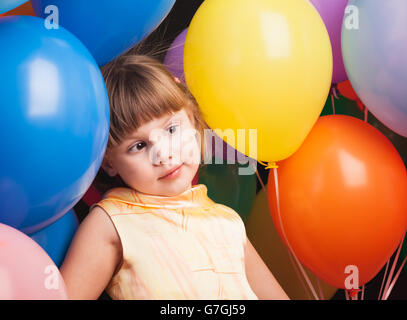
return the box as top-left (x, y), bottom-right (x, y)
top-left (0, 1), bottom-right (34, 17)
top-left (267, 115), bottom-right (407, 289)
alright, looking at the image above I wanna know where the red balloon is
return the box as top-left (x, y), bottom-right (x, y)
top-left (192, 169), bottom-right (199, 185)
top-left (337, 80), bottom-right (364, 111)
top-left (0, 1), bottom-right (34, 17)
top-left (267, 115), bottom-right (407, 288)
top-left (82, 184), bottom-right (102, 207)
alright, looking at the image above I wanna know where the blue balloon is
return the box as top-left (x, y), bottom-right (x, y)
top-left (30, 0), bottom-right (176, 66)
top-left (0, 0), bottom-right (28, 14)
top-left (0, 16), bottom-right (109, 233)
top-left (342, 0), bottom-right (407, 137)
top-left (28, 209), bottom-right (79, 267)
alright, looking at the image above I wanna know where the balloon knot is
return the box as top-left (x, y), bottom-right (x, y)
top-left (331, 83), bottom-right (339, 99)
top-left (347, 288), bottom-right (361, 298)
top-left (258, 161), bottom-right (279, 170)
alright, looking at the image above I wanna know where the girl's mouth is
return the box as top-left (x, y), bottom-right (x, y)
top-left (158, 164), bottom-right (183, 180)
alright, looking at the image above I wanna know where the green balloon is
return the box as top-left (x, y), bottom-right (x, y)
top-left (198, 157), bottom-right (257, 222)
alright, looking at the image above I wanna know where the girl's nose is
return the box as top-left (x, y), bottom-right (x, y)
top-left (154, 149), bottom-right (172, 165)
top-left (150, 136), bottom-right (181, 165)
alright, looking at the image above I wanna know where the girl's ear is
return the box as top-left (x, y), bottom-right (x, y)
top-left (102, 157), bottom-right (118, 177)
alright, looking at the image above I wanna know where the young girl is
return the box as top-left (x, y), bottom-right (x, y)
top-left (60, 54), bottom-right (289, 300)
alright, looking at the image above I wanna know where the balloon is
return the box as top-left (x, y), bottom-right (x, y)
top-left (82, 185), bottom-right (103, 208)
top-left (337, 80), bottom-right (364, 111)
top-left (309, 0), bottom-right (348, 84)
top-left (192, 170), bottom-right (199, 186)
top-left (184, 0), bottom-right (332, 163)
top-left (337, 80), bottom-right (359, 102)
top-left (322, 88), bottom-right (407, 166)
top-left (342, 0), bottom-right (407, 137)
top-left (321, 92), bottom-right (363, 119)
top-left (0, 0), bottom-right (27, 14)
top-left (0, 0), bottom-right (33, 16)
top-left (0, 16), bottom-right (109, 233)
top-left (30, 0), bottom-right (176, 66)
top-left (245, 188), bottom-right (337, 299)
top-left (267, 115), bottom-right (407, 289)
top-left (198, 157), bottom-right (257, 222)
top-left (28, 210), bottom-right (79, 267)
top-left (0, 223), bottom-right (68, 299)
top-left (164, 29), bottom-right (188, 83)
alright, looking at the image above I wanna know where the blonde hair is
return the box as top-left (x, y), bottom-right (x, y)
top-left (94, 54), bottom-right (208, 193)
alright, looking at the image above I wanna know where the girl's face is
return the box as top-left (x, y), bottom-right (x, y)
top-left (102, 109), bottom-right (201, 196)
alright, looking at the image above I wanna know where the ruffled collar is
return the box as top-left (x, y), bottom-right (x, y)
top-left (102, 184), bottom-right (213, 209)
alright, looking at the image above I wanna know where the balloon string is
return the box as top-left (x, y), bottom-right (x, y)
top-left (383, 254), bottom-right (407, 300)
top-left (332, 84), bottom-right (339, 99)
top-left (253, 162), bottom-right (268, 194)
top-left (272, 167), bottom-right (320, 300)
top-left (361, 285), bottom-right (365, 300)
top-left (316, 277), bottom-right (325, 300)
top-left (364, 106), bottom-right (368, 123)
top-left (378, 260), bottom-right (390, 300)
top-left (287, 247), bottom-right (312, 300)
top-left (331, 94), bottom-right (335, 115)
top-left (253, 162), bottom-right (314, 299)
top-left (381, 234), bottom-right (405, 300)
top-left (330, 84), bottom-right (338, 115)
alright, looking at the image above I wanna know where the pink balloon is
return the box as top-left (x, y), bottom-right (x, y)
top-left (0, 223), bottom-right (68, 299)
top-left (309, 0), bottom-right (348, 84)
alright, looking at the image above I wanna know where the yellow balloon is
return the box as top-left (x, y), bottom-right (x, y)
top-left (184, 0), bottom-right (332, 162)
top-left (245, 188), bottom-right (338, 300)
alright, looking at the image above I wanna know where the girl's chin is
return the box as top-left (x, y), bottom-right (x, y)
top-left (158, 180), bottom-right (192, 196)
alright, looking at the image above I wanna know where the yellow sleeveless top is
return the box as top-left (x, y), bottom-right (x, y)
top-left (92, 184), bottom-right (258, 300)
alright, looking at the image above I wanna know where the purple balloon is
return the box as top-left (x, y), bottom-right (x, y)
top-left (310, 0), bottom-right (349, 84)
top-left (163, 29), bottom-right (188, 82)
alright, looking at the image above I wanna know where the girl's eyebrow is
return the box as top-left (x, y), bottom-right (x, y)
top-left (163, 113), bottom-right (182, 127)
top-left (126, 113), bottom-right (182, 143)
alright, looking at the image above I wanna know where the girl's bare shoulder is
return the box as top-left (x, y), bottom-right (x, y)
top-left (80, 205), bottom-right (122, 249)
top-left (59, 206), bottom-right (123, 299)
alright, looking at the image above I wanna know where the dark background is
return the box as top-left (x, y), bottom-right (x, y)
top-left (73, 0), bottom-right (407, 300)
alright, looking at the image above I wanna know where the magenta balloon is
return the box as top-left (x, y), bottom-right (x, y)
top-left (163, 29), bottom-right (188, 82)
top-left (310, 0), bottom-right (348, 84)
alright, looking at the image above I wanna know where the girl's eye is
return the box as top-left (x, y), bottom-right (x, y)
top-left (129, 141), bottom-right (146, 152)
top-left (168, 124), bottom-right (179, 135)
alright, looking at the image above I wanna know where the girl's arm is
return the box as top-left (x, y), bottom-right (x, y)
top-left (245, 237), bottom-right (290, 300)
top-left (59, 206), bottom-right (122, 300)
